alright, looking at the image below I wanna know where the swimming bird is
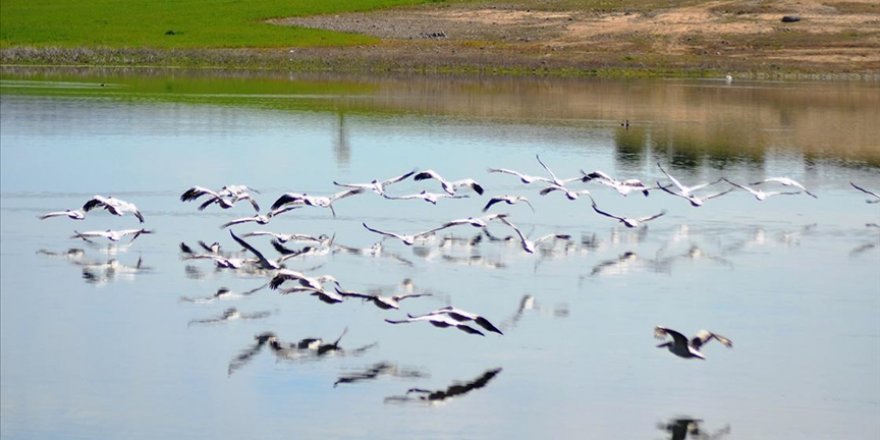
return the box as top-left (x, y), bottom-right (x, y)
top-left (723, 178), bottom-right (804, 201)
top-left (581, 170), bottom-right (652, 196)
top-left (187, 307), bottom-right (272, 326)
top-left (82, 195), bottom-right (144, 222)
top-left (385, 313), bottom-right (485, 336)
top-left (413, 170), bottom-right (484, 195)
top-left (72, 228), bottom-right (153, 243)
top-left (361, 222), bottom-right (448, 246)
top-left (487, 167), bottom-right (553, 185)
top-left (220, 214), bottom-right (270, 229)
top-left (336, 286), bottom-right (431, 310)
top-left (851, 182), bottom-right (880, 203)
top-left (409, 306), bottom-right (503, 334)
top-left (498, 216), bottom-right (570, 254)
top-left (656, 163), bottom-right (728, 207)
top-left (383, 190), bottom-right (469, 205)
top-left (333, 170), bottom-right (416, 196)
top-left (483, 195), bottom-right (535, 212)
top-left (589, 196), bottom-right (666, 228)
top-left (270, 188), bottom-right (363, 218)
top-left (654, 325), bottom-right (732, 360)
top-left (750, 177), bottom-right (817, 198)
top-left (38, 209), bottom-right (86, 220)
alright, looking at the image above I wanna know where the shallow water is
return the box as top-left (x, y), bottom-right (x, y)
top-left (1, 72), bottom-right (879, 440)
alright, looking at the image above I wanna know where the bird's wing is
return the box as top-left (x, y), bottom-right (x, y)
top-left (220, 217), bottom-right (253, 229)
top-left (656, 163), bottom-right (687, 193)
top-left (638, 210), bottom-right (667, 223)
top-left (482, 198), bottom-right (504, 212)
top-left (687, 178), bottom-right (724, 193)
top-left (330, 188), bottom-right (365, 201)
top-left (692, 330), bottom-right (733, 349)
top-left (499, 217), bottom-right (529, 246)
top-left (414, 170), bottom-right (442, 182)
top-left (82, 196), bottom-right (109, 212)
top-left (535, 154), bottom-right (560, 183)
top-left (180, 186), bottom-right (219, 202)
top-left (38, 211), bottom-right (67, 219)
top-left (241, 282), bottom-right (269, 296)
top-left (590, 200), bottom-right (623, 221)
top-left (335, 286), bottom-right (374, 300)
top-left (362, 223), bottom-right (404, 240)
top-left (722, 178), bottom-right (759, 196)
top-left (270, 193), bottom-right (305, 210)
top-left (229, 230), bottom-right (272, 268)
top-left (382, 170), bottom-right (416, 185)
top-left (654, 326), bottom-right (689, 346)
top-left (704, 188), bottom-right (735, 201)
top-left (851, 182), bottom-right (880, 198)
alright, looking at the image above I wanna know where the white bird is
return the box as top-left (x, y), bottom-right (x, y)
top-left (851, 182), bottom-right (880, 204)
top-left (278, 285), bottom-right (346, 305)
top-left (270, 188), bottom-right (364, 218)
top-left (581, 170), bottom-right (652, 196)
top-left (656, 163), bottom-right (728, 207)
top-left (335, 286), bottom-right (431, 310)
top-left (535, 154), bottom-right (581, 187)
top-left (723, 178), bottom-right (803, 201)
top-left (181, 185), bottom-right (260, 212)
top-left (538, 183), bottom-right (591, 201)
top-left (589, 197), bottom-right (666, 228)
top-left (750, 177), bottom-right (817, 199)
top-left (409, 306), bottom-right (503, 334)
top-left (413, 170), bottom-right (484, 195)
top-left (361, 222), bottom-right (448, 246)
top-left (72, 228), bottom-right (153, 242)
top-left (483, 195), bottom-right (535, 212)
top-left (220, 214), bottom-right (270, 229)
top-left (187, 307), bottom-right (272, 326)
top-left (82, 195), bottom-right (144, 222)
top-left (38, 209), bottom-right (86, 220)
top-left (437, 213), bottom-right (509, 229)
top-left (383, 190), bottom-right (469, 205)
top-left (384, 313), bottom-right (485, 336)
top-left (487, 167), bottom-right (553, 185)
top-left (498, 216), bottom-right (570, 254)
top-left (243, 230), bottom-right (331, 245)
top-left (654, 326), bottom-right (732, 360)
top-left (269, 268), bottom-right (340, 291)
top-left (229, 230), bottom-right (286, 270)
top-left (333, 170), bottom-right (415, 196)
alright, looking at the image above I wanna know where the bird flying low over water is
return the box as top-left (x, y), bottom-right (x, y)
top-left (581, 170), bottom-right (652, 196)
top-left (851, 182), bottom-right (880, 204)
top-left (335, 286), bottom-right (431, 310)
top-left (483, 195), bottom-right (535, 212)
top-left (656, 163), bottom-right (730, 207)
top-left (82, 195), bottom-right (144, 222)
top-left (333, 170), bottom-right (415, 196)
top-left (535, 154), bottom-right (581, 188)
top-left (181, 185), bottom-right (261, 212)
top-left (750, 177), bottom-right (817, 199)
top-left (220, 214), bottom-right (270, 229)
top-left (589, 196), bottom-right (666, 228)
top-left (498, 216), bottom-right (571, 254)
top-left (38, 209), bottom-right (86, 220)
top-left (487, 167), bottom-right (553, 185)
top-left (654, 325), bottom-right (732, 360)
top-left (408, 306), bottom-right (503, 335)
top-left (413, 170), bottom-right (484, 195)
top-left (270, 188), bottom-right (364, 218)
top-left (72, 228), bottom-right (153, 243)
top-left (361, 222), bottom-right (449, 246)
top-left (383, 190), bottom-right (469, 205)
top-left (722, 178), bottom-right (804, 201)
top-left (385, 313), bottom-right (486, 336)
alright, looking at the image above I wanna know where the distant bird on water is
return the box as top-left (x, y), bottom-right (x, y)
top-left (654, 325), bottom-right (732, 360)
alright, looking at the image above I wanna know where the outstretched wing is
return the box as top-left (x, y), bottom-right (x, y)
top-left (691, 330), bottom-right (733, 350)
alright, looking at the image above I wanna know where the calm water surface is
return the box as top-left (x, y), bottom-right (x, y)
top-left (1, 71), bottom-right (879, 440)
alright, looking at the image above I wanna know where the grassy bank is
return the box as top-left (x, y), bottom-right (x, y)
top-left (0, 0), bottom-right (429, 49)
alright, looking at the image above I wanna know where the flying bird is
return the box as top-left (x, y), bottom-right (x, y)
top-left (335, 286), bottom-right (431, 310)
top-left (487, 167), bottom-right (553, 185)
top-left (581, 170), bottom-right (651, 196)
top-left (722, 178), bottom-right (804, 201)
top-left (82, 195), bottom-right (144, 222)
top-left (408, 306), bottom-right (503, 334)
top-left (589, 196), bottom-right (665, 228)
top-left (383, 190), bottom-right (469, 205)
top-left (361, 222), bottom-right (448, 246)
top-left (656, 163), bottom-right (729, 207)
top-left (270, 188), bottom-right (364, 218)
top-left (72, 228), bottom-right (153, 243)
top-left (220, 214), bottom-right (270, 229)
top-left (333, 170), bottom-right (415, 196)
top-left (750, 177), bottom-right (817, 198)
top-left (413, 170), bottom-right (484, 195)
top-left (851, 182), bottom-right (880, 203)
top-left (385, 313), bottom-right (485, 336)
top-left (38, 209), bottom-right (86, 220)
top-left (654, 325), bottom-right (732, 360)
top-left (498, 216), bottom-right (570, 254)
top-left (483, 195), bottom-right (535, 212)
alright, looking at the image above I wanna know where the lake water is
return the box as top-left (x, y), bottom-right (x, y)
top-left (1, 69), bottom-right (879, 440)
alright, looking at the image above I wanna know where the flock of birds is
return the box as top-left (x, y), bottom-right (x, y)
top-left (37, 155), bottom-right (880, 404)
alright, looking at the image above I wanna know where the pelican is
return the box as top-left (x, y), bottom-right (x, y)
top-left (654, 325), bottom-right (732, 360)
top-left (269, 268), bottom-right (340, 291)
top-left (538, 183), bottom-right (591, 201)
top-left (270, 188), bottom-right (363, 218)
top-left (279, 285), bottom-right (346, 305)
top-left (535, 154), bottom-right (581, 187)
top-left (483, 195), bottom-right (535, 212)
top-left (220, 214), bottom-right (270, 229)
top-left (656, 163), bottom-right (727, 207)
top-left (589, 197), bottom-right (665, 228)
top-left (181, 185), bottom-right (260, 212)
top-left (383, 190), bottom-right (469, 205)
top-left (199, 192), bottom-right (260, 212)
top-left (413, 170), bottom-right (484, 195)
top-left (362, 222), bottom-right (448, 246)
top-left (333, 170), bottom-right (415, 196)
top-left (385, 313), bottom-right (485, 336)
top-left (581, 170), bottom-right (651, 196)
top-left (82, 195), bottom-right (144, 222)
top-left (243, 231), bottom-right (330, 244)
top-left (229, 230), bottom-right (284, 270)
top-left (487, 167), bottom-right (553, 185)
top-left (722, 178), bottom-right (804, 201)
top-left (498, 216), bottom-right (570, 254)
top-left (438, 213), bottom-right (508, 229)
top-left (409, 306), bottom-right (503, 334)
top-left (72, 228), bottom-right (153, 243)
top-left (187, 307), bottom-right (272, 326)
top-left (179, 283), bottom-right (267, 303)
top-left (38, 209), bottom-right (86, 220)
top-left (750, 177), bottom-right (817, 198)
top-left (336, 286), bottom-right (431, 310)
top-left (851, 182), bottom-right (880, 203)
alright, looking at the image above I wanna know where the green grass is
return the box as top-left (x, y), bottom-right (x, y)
top-left (0, 0), bottom-right (434, 49)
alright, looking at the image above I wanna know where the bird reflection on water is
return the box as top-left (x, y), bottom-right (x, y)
top-left (333, 362), bottom-right (427, 388)
top-left (227, 329), bottom-right (377, 376)
top-left (657, 417), bottom-right (731, 440)
top-left (384, 367), bottom-right (502, 405)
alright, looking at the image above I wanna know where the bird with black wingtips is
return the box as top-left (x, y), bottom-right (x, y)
top-left (654, 326), bottom-right (732, 360)
top-left (413, 169), bottom-right (484, 195)
top-left (408, 306), bottom-right (503, 335)
top-left (589, 195), bottom-right (665, 228)
top-left (333, 170), bottom-right (416, 196)
top-left (82, 195), bottom-right (144, 222)
top-left (483, 195), bottom-right (535, 212)
top-left (38, 209), bottom-right (86, 220)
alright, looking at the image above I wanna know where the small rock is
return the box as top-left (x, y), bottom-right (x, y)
top-left (781, 15), bottom-right (801, 23)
